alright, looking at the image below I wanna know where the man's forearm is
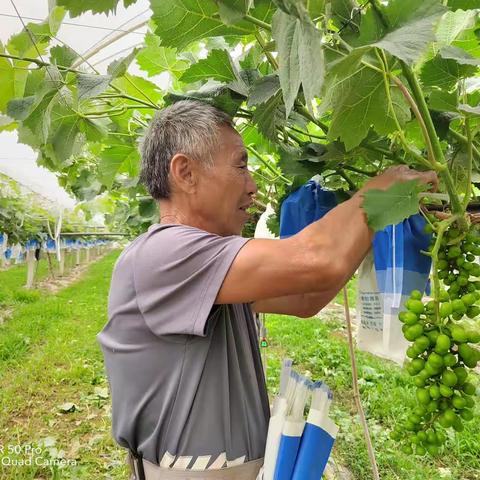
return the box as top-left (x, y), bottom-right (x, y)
top-left (301, 288), bottom-right (343, 317)
top-left (297, 193), bottom-right (373, 286)
top-left (302, 267), bottom-right (357, 316)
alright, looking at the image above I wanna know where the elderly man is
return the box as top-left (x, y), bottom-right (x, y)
top-left (97, 100), bottom-right (437, 480)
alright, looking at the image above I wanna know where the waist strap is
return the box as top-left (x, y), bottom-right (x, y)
top-left (129, 452), bottom-right (263, 480)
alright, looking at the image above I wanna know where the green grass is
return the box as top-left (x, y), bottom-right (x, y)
top-left (264, 313), bottom-right (480, 480)
top-left (0, 251), bottom-right (77, 310)
top-left (0, 251), bottom-right (127, 479)
top-left (0, 260), bottom-right (48, 307)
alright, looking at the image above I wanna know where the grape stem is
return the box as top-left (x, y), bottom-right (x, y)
top-left (462, 115), bottom-right (473, 210)
top-left (430, 215), bottom-right (460, 329)
top-left (419, 208), bottom-right (437, 231)
top-left (423, 412), bottom-right (441, 432)
top-left (399, 65), bottom-right (467, 230)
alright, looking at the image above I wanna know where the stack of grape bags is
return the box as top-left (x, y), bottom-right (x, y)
top-left (356, 215), bottom-right (432, 364)
top-left (258, 360), bottom-right (338, 480)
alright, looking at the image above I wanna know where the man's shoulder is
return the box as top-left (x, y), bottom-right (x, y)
top-left (116, 224), bottom-right (206, 266)
top-left (119, 224), bottom-right (179, 255)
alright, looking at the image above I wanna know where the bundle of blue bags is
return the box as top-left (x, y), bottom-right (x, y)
top-left (262, 359), bottom-right (337, 480)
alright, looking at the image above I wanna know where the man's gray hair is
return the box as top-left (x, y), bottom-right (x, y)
top-left (139, 100), bottom-right (233, 200)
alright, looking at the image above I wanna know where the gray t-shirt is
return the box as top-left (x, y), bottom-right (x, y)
top-left (97, 223), bottom-right (270, 470)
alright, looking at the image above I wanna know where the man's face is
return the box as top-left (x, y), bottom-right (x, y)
top-left (194, 125), bottom-right (258, 236)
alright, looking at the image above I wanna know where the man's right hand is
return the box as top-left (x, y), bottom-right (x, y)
top-left (358, 165), bottom-right (439, 195)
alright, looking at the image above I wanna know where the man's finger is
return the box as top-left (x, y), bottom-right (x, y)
top-left (419, 171), bottom-right (439, 192)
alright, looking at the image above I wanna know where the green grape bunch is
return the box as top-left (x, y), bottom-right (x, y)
top-left (390, 216), bottom-right (480, 456)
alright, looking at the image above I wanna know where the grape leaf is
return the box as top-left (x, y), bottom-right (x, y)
top-left (217, 0), bottom-right (253, 14)
top-left (99, 144), bottom-right (140, 188)
top-left (439, 45), bottom-right (480, 66)
top-left (180, 49), bottom-right (238, 84)
top-left (278, 145), bottom-right (320, 180)
top-left (326, 46), bottom-right (371, 79)
top-left (298, 21), bottom-right (324, 113)
top-left (22, 70), bottom-right (46, 98)
top-left (239, 45), bottom-right (264, 70)
top-left (272, 9), bottom-right (324, 117)
top-left (216, 0), bottom-right (275, 27)
top-left (0, 50), bottom-right (15, 114)
top-left (150, 0), bottom-right (253, 50)
top-left (50, 45), bottom-right (77, 68)
top-left (328, 0), bottom-right (357, 29)
top-left (56, 0), bottom-right (138, 17)
top-left (70, 170), bottom-right (103, 201)
top-left (139, 198), bottom-right (158, 218)
top-left (273, 0), bottom-right (310, 20)
top-left (307, 0), bottom-right (324, 20)
top-left (358, 0), bottom-right (446, 65)
top-left (21, 91), bottom-right (57, 143)
top-left (7, 95), bottom-right (35, 120)
top-left (226, 75), bottom-right (250, 97)
top-left (420, 54), bottom-right (477, 90)
top-left (136, 32), bottom-right (188, 78)
top-left (6, 7), bottom-right (65, 58)
top-left (164, 83), bottom-right (245, 117)
top-left (247, 74), bottom-right (280, 106)
top-left (217, 0), bottom-right (253, 24)
top-left (450, 15), bottom-right (480, 58)
top-left (107, 48), bottom-right (140, 79)
top-left (0, 42), bottom-right (31, 102)
top-left (355, 6), bottom-right (385, 45)
top-left (428, 90), bottom-right (458, 112)
top-left (362, 180), bottom-right (424, 231)
top-left (79, 117), bottom-right (108, 142)
top-left (252, 91), bottom-right (285, 140)
top-left (236, 69), bottom-right (260, 89)
top-left (77, 74), bottom-right (112, 102)
top-left (8, 66), bottom-right (68, 146)
top-left (436, 9), bottom-right (477, 46)
top-left (325, 67), bottom-right (410, 151)
top-left (112, 74), bottom-right (163, 105)
top-left (49, 105), bottom-right (83, 165)
top-left (240, 123), bottom-right (274, 153)
top-left (218, 4), bottom-right (245, 24)
top-left (272, 10), bottom-right (301, 117)
top-left (447, 0), bottom-right (480, 10)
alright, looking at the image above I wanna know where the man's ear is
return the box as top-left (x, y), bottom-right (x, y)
top-left (169, 153), bottom-right (198, 194)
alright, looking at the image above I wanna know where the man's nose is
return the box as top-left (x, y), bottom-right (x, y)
top-left (247, 171), bottom-right (258, 195)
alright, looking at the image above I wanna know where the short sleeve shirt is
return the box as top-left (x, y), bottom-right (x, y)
top-left (97, 224), bottom-right (270, 470)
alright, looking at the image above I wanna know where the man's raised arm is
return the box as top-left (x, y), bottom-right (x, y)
top-left (215, 166), bottom-right (438, 306)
